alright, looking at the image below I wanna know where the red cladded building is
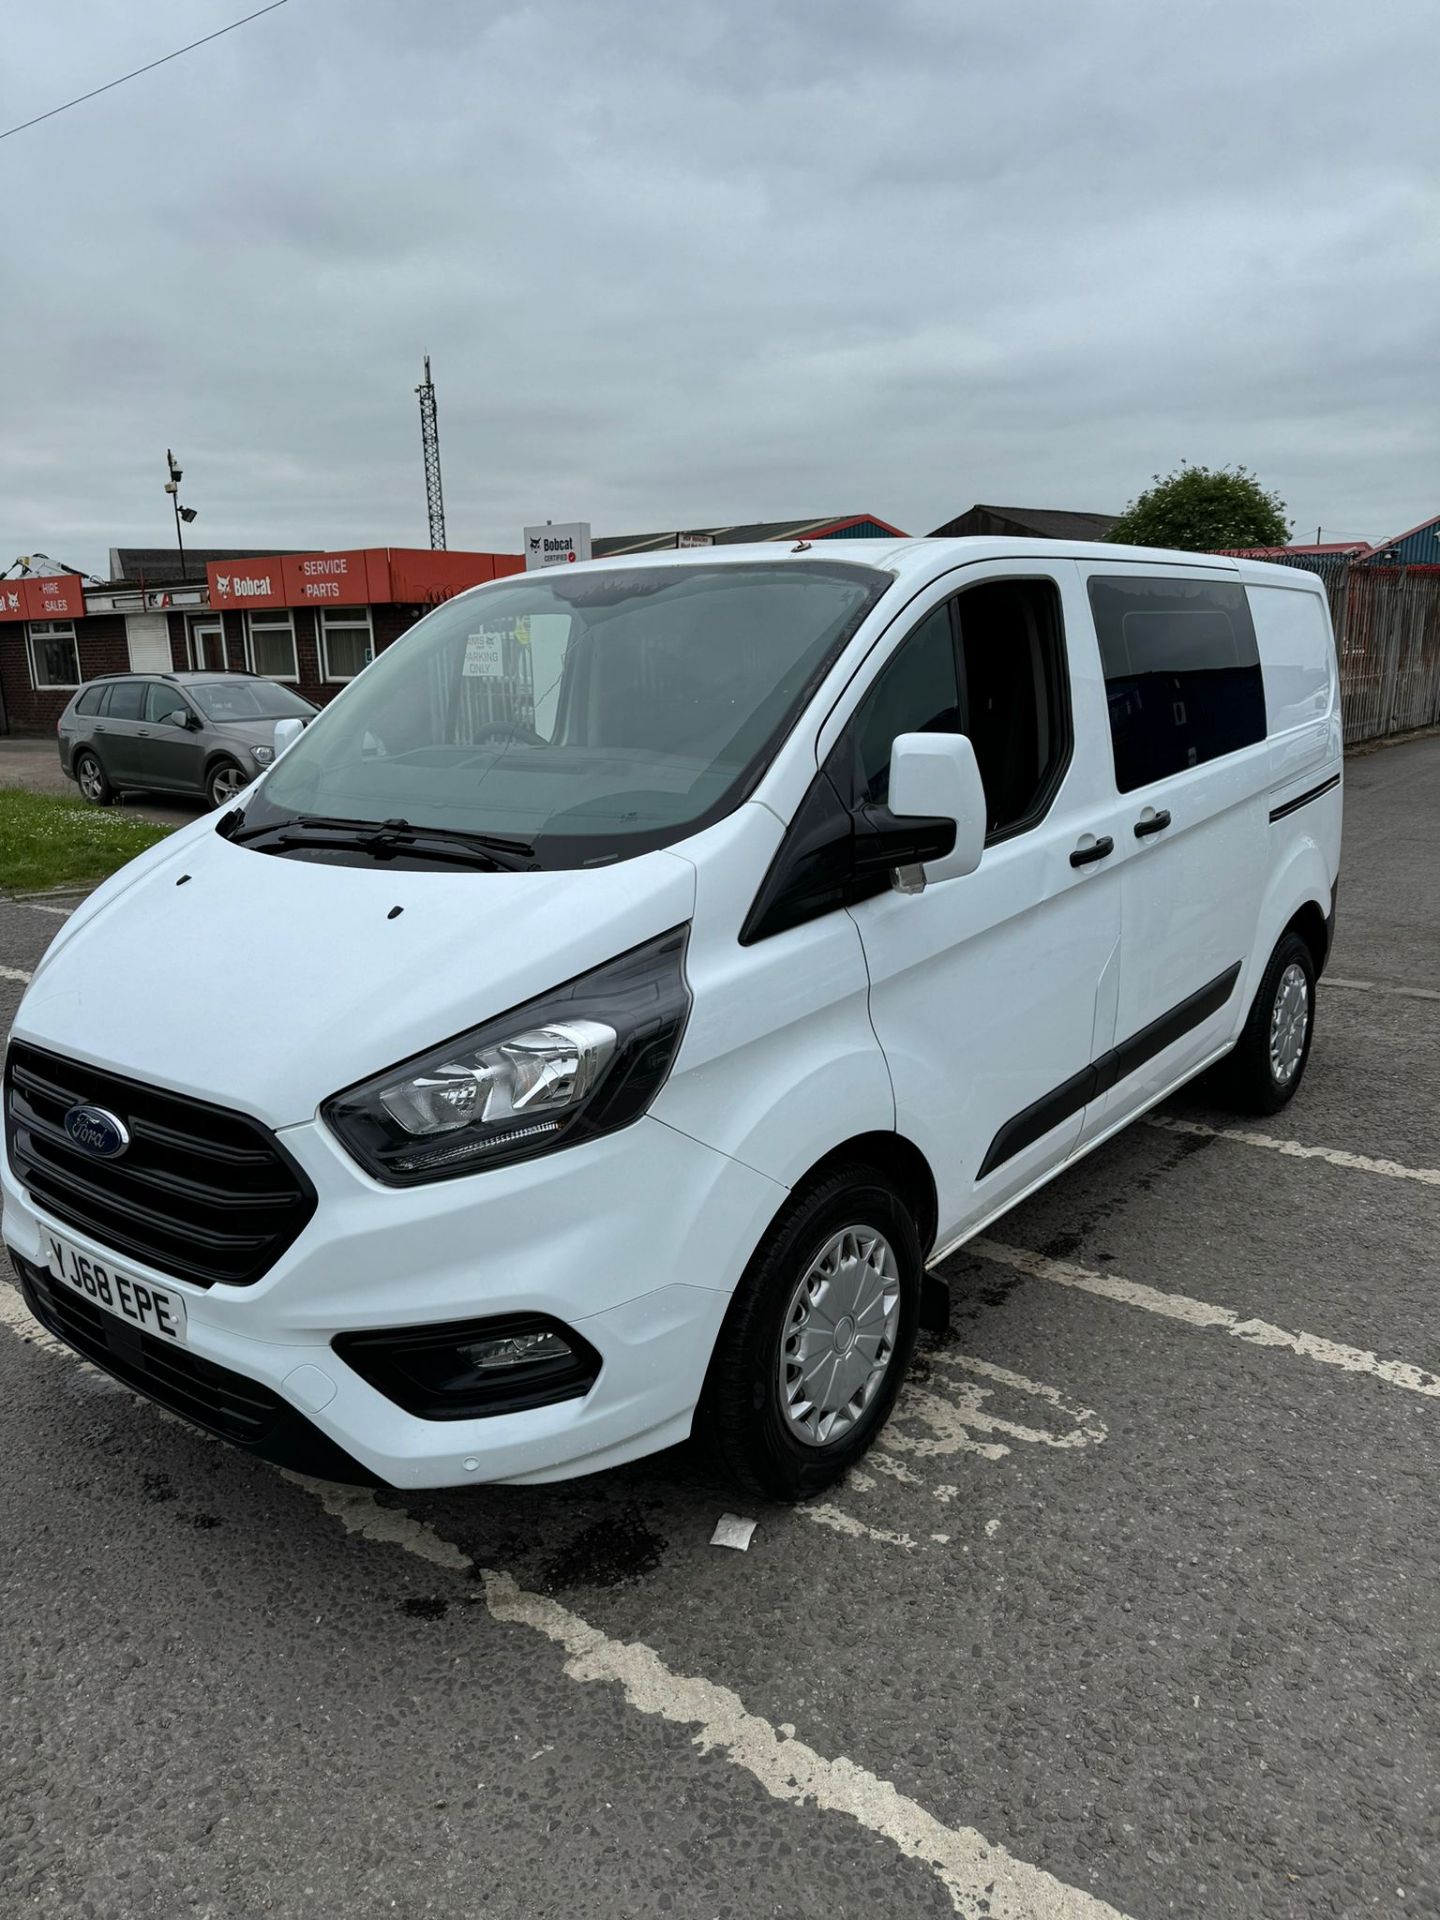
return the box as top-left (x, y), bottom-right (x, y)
top-left (0, 545), bottom-right (523, 735)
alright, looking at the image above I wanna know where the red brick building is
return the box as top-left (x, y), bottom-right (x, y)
top-left (0, 545), bottom-right (522, 735)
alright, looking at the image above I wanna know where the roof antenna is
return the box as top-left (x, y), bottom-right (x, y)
top-left (791, 539), bottom-right (812, 553)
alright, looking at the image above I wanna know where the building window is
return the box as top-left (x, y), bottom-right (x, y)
top-left (320, 607), bottom-right (373, 682)
top-left (246, 610), bottom-right (298, 682)
top-left (28, 621), bottom-right (81, 689)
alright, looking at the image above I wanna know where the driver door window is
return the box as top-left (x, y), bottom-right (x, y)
top-left (143, 683), bottom-right (190, 725)
top-left (848, 606), bottom-right (960, 807)
top-left (841, 578), bottom-right (1069, 840)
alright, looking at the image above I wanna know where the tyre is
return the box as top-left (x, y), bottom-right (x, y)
top-left (696, 1163), bottom-right (922, 1502)
top-left (206, 759), bottom-right (248, 809)
top-left (1211, 930), bottom-right (1317, 1115)
top-left (74, 750), bottom-right (114, 806)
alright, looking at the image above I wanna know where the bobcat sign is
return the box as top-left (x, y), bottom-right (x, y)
top-left (523, 523), bottom-right (592, 571)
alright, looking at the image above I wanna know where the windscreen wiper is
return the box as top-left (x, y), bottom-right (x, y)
top-left (226, 813), bottom-right (537, 871)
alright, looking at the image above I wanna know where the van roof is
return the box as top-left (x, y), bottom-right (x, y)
top-left (547, 536), bottom-right (1326, 591)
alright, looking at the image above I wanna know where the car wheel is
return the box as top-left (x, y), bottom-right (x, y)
top-left (696, 1163), bottom-right (922, 1502)
top-left (74, 751), bottom-right (114, 806)
top-left (206, 759), bottom-right (248, 809)
top-left (1211, 930), bottom-right (1317, 1115)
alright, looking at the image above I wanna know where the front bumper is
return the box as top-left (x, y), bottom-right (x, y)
top-left (2, 1114), bottom-right (785, 1488)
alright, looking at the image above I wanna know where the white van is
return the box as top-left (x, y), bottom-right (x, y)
top-left (2, 539), bottom-right (1341, 1499)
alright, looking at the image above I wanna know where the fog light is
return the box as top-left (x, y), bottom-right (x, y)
top-left (465, 1329), bottom-right (572, 1371)
top-left (332, 1312), bottom-right (601, 1421)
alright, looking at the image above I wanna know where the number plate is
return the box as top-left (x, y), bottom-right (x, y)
top-left (45, 1233), bottom-right (188, 1344)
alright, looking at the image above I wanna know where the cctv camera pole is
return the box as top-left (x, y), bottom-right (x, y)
top-left (166, 449), bottom-right (187, 581)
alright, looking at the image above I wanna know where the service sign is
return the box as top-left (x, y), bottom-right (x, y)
top-left (280, 550), bottom-right (371, 605)
top-left (524, 522), bottom-right (592, 570)
top-left (0, 574), bottom-right (87, 622)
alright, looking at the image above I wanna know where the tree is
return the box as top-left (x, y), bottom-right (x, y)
top-left (1107, 463), bottom-right (1290, 551)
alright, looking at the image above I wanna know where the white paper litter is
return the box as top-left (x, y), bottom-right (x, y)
top-left (710, 1513), bottom-right (757, 1551)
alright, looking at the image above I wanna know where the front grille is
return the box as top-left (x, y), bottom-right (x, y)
top-left (14, 1255), bottom-right (378, 1485)
top-left (4, 1041), bottom-right (316, 1290)
top-left (19, 1256), bottom-right (286, 1446)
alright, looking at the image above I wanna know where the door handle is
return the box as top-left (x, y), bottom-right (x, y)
top-left (1070, 835), bottom-right (1114, 868)
top-left (136, 728), bottom-right (151, 737)
top-left (1133, 809), bottom-right (1171, 838)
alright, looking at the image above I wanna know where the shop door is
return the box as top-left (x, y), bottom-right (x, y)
top-left (190, 620), bottom-right (227, 671)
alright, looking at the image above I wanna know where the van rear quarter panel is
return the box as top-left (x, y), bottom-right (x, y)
top-left (1245, 572), bottom-right (1342, 988)
top-left (1248, 577), bottom-right (1337, 738)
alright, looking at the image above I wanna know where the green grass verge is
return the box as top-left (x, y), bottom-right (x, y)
top-left (0, 790), bottom-right (175, 894)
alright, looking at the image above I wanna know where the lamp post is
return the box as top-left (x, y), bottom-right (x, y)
top-left (163, 450), bottom-right (198, 581)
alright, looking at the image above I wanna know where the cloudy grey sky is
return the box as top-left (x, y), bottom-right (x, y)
top-left (2, 0), bottom-right (1436, 577)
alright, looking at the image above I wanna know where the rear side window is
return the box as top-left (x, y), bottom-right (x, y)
top-left (1246, 585), bottom-right (1333, 734)
top-left (105, 681), bottom-right (145, 720)
top-left (1088, 575), bottom-right (1265, 793)
top-left (74, 685), bottom-right (107, 716)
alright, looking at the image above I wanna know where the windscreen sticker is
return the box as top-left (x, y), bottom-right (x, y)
top-left (463, 630), bottom-right (506, 679)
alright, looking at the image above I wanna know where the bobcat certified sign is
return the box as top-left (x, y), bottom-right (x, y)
top-left (524, 523), bottom-right (592, 570)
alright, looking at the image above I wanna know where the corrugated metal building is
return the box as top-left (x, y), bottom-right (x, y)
top-left (1363, 512), bottom-right (1440, 567)
top-left (593, 514), bottom-right (905, 556)
top-left (929, 504), bottom-right (1118, 541)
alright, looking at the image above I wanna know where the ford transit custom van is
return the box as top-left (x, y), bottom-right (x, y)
top-left (2, 539), bottom-right (1342, 1499)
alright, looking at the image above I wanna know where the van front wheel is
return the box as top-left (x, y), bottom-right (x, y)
top-left (696, 1165), bottom-right (922, 1502)
top-left (1212, 930), bottom-right (1317, 1115)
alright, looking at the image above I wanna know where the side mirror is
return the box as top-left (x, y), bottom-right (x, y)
top-left (887, 732), bottom-right (987, 884)
top-left (273, 717), bottom-right (305, 758)
top-left (161, 708), bottom-right (191, 729)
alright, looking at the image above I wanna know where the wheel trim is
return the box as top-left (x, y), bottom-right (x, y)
top-left (1269, 961), bottom-right (1310, 1086)
top-left (779, 1226), bottom-right (900, 1448)
top-left (209, 765), bottom-right (246, 803)
top-left (77, 757), bottom-right (104, 800)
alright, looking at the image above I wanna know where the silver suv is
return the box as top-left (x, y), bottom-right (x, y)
top-left (58, 672), bottom-right (317, 810)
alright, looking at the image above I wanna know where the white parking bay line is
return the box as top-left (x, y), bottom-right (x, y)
top-left (802, 1502), bottom-right (918, 1551)
top-left (7, 900), bottom-right (72, 917)
top-left (970, 1240), bottom-right (1440, 1400)
top-left (0, 1285), bottom-right (1136, 1920)
top-left (1145, 1114), bottom-right (1440, 1187)
top-left (1325, 976), bottom-right (1440, 1003)
top-left (1, 964), bottom-right (33, 984)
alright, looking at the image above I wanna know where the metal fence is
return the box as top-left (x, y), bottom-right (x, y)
top-left (1334, 569), bottom-right (1440, 744)
top-left (1229, 554), bottom-right (1440, 745)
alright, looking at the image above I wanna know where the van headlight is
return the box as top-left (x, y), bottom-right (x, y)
top-left (322, 927), bottom-right (691, 1184)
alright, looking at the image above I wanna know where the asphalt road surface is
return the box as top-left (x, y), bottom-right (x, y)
top-left (2, 737), bottom-right (1437, 1920)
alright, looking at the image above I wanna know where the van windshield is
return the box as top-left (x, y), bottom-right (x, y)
top-left (239, 560), bottom-right (889, 869)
